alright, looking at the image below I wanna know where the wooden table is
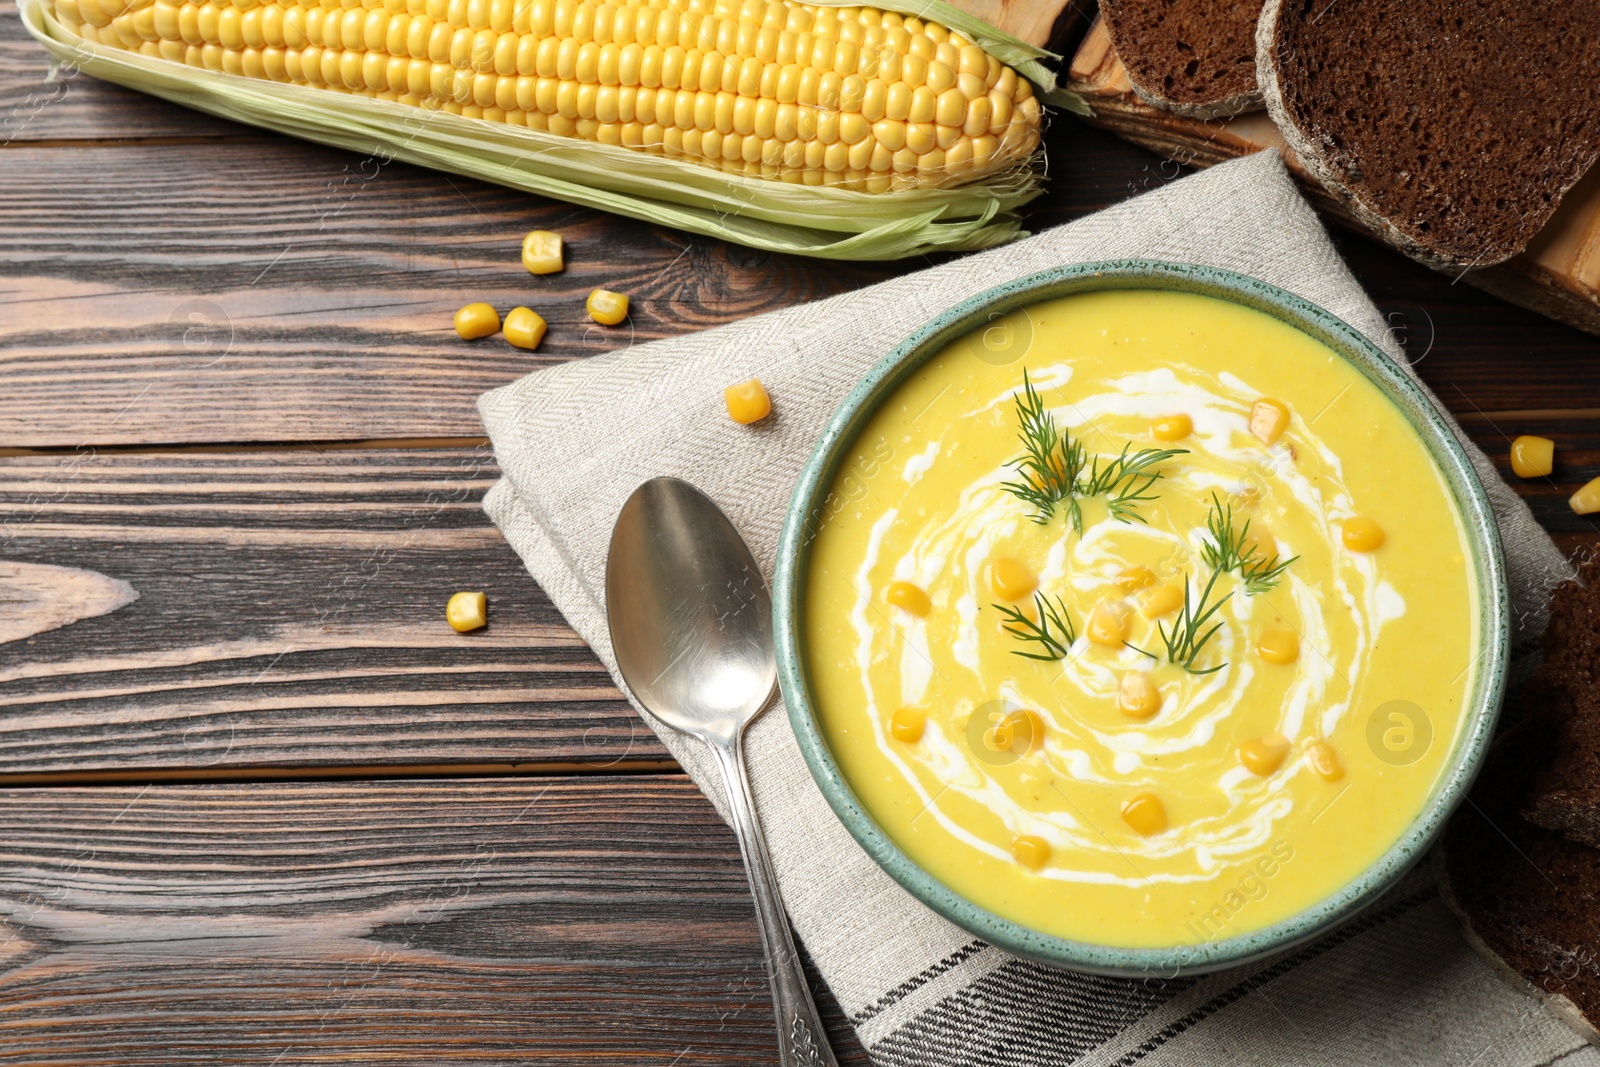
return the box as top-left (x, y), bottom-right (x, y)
top-left (1, 2), bottom-right (1597, 1059)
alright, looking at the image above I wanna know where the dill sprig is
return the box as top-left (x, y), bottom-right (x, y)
top-left (995, 592), bottom-right (1079, 662)
top-left (1129, 569), bottom-right (1232, 676)
top-left (1200, 493), bottom-right (1299, 595)
top-left (999, 370), bottom-right (1186, 531)
top-left (999, 370), bottom-right (1085, 527)
top-left (1080, 442), bottom-right (1190, 525)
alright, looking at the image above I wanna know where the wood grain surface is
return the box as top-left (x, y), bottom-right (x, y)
top-left (0, 559), bottom-right (138, 644)
top-left (0, 0), bottom-right (241, 142)
top-left (0, 136), bottom-right (902, 447)
top-left (0, 447), bottom-right (671, 779)
top-left (0, 775), bottom-right (869, 1065)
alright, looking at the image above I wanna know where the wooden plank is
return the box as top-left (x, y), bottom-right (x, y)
top-left (0, 446), bottom-right (675, 778)
top-left (0, 138), bottom-right (905, 448)
top-left (1065, 16), bottom-right (1600, 337)
top-left (0, 0), bottom-right (243, 142)
top-left (6, 124), bottom-right (1600, 449)
top-left (0, 774), bottom-right (871, 1064)
top-left (0, 440), bottom-right (1593, 779)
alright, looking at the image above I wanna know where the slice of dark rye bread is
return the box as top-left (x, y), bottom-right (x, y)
top-left (1256, 0), bottom-right (1600, 269)
top-left (1435, 717), bottom-right (1600, 1046)
top-left (1099, 0), bottom-right (1264, 119)
top-left (1436, 558), bottom-right (1600, 1045)
top-left (1524, 557), bottom-right (1600, 846)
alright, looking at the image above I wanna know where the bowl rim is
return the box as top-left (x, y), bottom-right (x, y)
top-left (772, 260), bottom-right (1510, 976)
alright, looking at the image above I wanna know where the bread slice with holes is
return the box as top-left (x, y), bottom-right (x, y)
top-left (1524, 555), bottom-right (1600, 847)
top-left (1099, 0), bottom-right (1264, 118)
top-left (1435, 715), bottom-right (1600, 1049)
top-left (1257, 0), bottom-right (1600, 269)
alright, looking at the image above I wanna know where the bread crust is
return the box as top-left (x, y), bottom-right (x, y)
top-left (1126, 80), bottom-right (1262, 121)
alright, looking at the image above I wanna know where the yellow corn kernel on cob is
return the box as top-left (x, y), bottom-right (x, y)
top-left (58, 0), bottom-right (1043, 192)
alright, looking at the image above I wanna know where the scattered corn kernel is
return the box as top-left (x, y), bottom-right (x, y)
top-left (887, 581), bottom-right (932, 617)
top-left (1121, 793), bottom-right (1167, 836)
top-left (520, 230), bottom-right (564, 275)
top-left (1087, 601), bottom-right (1130, 646)
top-left (453, 302), bottom-right (500, 340)
top-left (1138, 583), bottom-right (1184, 619)
top-left (987, 557), bottom-right (1037, 601)
top-left (890, 706), bottom-right (926, 743)
top-left (1249, 398), bottom-right (1291, 445)
top-left (986, 709), bottom-right (1044, 756)
top-left (1341, 517), bottom-right (1385, 552)
top-left (1011, 834), bottom-right (1051, 870)
top-left (1571, 477), bottom-right (1600, 516)
top-left (1510, 435), bottom-right (1555, 479)
top-left (1306, 740), bottom-right (1345, 781)
top-left (586, 288), bottom-right (629, 325)
top-left (1257, 629), bottom-right (1300, 664)
top-left (1115, 566), bottom-right (1157, 592)
top-left (1239, 734), bottom-right (1291, 777)
top-left (724, 379), bottom-right (772, 424)
top-left (1117, 672), bottom-right (1162, 720)
top-left (1152, 414), bottom-right (1193, 441)
top-left (446, 591), bottom-right (487, 632)
top-left (502, 306), bottom-right (547, 351)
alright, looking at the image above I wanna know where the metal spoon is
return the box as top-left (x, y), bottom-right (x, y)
top-left (606, 477), bottom-right (838, 1067)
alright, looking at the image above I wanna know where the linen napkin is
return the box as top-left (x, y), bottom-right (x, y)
top-left (478, 151), bottom-right (1593, 1066)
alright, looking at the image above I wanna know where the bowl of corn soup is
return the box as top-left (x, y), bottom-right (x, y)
top-left (773, 261), bottom-right (1509, 975)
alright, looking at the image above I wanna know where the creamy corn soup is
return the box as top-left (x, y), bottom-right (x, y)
top-left (803, 288), bottom-right (1478, 950)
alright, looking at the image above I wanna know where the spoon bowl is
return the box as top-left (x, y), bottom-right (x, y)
top-left (606, 477), bottom-right (774, 742)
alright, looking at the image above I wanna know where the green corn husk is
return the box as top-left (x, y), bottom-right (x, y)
top-left (19, 0), bottom-right (1081, 260)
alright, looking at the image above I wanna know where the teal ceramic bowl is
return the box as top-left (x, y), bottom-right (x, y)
top-left (773, 261), bottom-right (1510, 976)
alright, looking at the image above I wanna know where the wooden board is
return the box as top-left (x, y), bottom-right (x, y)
top-left (0, 447), bottom-right (670, 779)
top-left (0, 137), bottom-right (904, 448)
top-left (0, 0), bottom-right (243, 141)
top-left (0, 775), bottom-right (869, 1065)
top-left (1065, 17), bottom-right (1600, 337)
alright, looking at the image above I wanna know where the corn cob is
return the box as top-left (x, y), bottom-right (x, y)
top-left (55, 0), bottom-right (1042, 192)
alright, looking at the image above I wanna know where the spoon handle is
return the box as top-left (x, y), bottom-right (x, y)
top-left (709, 736), bottom-right (840, 1067)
